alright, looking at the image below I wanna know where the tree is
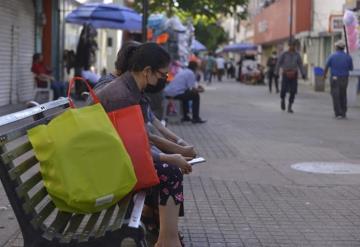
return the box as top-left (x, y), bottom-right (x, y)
top-left (195, 22), bottom-right (228, 52)
top-left (133, 0), bottom-right (248, 20)
top-left (132, 0), bottom-right (248, 51)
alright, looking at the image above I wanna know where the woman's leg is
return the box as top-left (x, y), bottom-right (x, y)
top-left (154, 163), bottom-right (184, 247)
top-left (155, 197), bottom-right (181, 247)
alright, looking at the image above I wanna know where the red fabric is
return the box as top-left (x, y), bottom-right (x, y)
top-left (31, 62), bottom-right (49, 75)
top-left (32, 63), bottom-right (50, 87)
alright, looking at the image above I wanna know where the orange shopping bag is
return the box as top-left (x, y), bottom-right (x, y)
top-left (70, 77), bottom-right (160, 191)
top-left (107, 105), bottom-right (159, 191)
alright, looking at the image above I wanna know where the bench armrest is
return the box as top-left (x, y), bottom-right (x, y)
top-left (128, 191), bottom-right (146, 228)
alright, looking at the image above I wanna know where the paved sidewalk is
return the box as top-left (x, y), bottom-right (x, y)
top-left (2, 79), bottom-right (360, 246)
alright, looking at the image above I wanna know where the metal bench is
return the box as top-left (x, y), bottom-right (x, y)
top-left (0, 98), bottom-right (148, 247)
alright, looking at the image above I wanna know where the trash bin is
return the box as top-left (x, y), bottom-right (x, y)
top-left (313, 67), bottom-right (325, 92)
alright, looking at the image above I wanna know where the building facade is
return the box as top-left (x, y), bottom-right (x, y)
top-left (251, 0), bottom-right (348, 85)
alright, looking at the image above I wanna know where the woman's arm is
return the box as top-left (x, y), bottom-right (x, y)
top-left (149, 133), bottom-right (196, 158)
top-left (152, 117), bottom-right (182, 143)
top-left (159, 153), bottom-right (192, 174)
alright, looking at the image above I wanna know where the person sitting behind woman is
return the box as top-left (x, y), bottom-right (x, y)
top-left (31, 53), bottom-right (66, 100)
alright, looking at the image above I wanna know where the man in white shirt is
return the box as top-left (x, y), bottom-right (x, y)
top-left (216, 55), bottom-right (225, 82)
top-left (164, 61), bottom-right (206, 123)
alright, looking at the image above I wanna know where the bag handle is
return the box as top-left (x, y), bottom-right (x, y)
top-left (67, 77), bottom-right (100, 108)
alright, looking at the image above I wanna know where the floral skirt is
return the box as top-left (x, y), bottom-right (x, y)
top-left (145, 162), bottom-right (184, 216)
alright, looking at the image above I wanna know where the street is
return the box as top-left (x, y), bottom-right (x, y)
top-left (2, 78), bottom-right (360, 246)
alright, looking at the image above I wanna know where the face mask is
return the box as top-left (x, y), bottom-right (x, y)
top-left (144, 78), bottom-right (167, 93)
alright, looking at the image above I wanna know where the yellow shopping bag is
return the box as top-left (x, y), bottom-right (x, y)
top-left (28, 92), bottom-right (137, 214)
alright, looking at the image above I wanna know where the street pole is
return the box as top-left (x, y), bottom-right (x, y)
top-left (142, 0), bottom-right (148, 42)
top-left (343, 25), bottom-right (349, 54)
top-left (289, 0), bottom-right (293, 41)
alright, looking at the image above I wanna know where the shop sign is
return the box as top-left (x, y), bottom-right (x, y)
top-left (329, 15), bottom-right (343, 32)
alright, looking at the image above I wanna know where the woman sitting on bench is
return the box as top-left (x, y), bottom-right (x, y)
top-left (92, 43), bottom-right (190, 247)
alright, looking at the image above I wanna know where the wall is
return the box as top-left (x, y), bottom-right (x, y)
top-left (254, 0), bottom-right (311, 44)
top-left (312, 0), bottom-right (345, 32)
top-left (42, 0), bottom-right (52, 67)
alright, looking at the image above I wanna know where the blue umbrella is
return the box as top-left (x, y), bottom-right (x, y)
top-left (191, 39), bottom-right (207, 51)
top-left (66, 3), bottom-right (142, 32)
top-left (222, 43), bottom-right (257, 52)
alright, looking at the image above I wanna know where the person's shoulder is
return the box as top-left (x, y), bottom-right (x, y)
top-left (346, 53), bottom-right (353, 59)
top-left (183, 68), bottom-right (195, 77)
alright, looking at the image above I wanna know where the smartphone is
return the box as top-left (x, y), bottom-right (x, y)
top-left (188, 157), bottom-right (206, 166)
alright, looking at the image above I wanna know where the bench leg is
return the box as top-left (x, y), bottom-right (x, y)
top-left (135, 224), bottom-right (148, 247)
top-left (136, 239), bottom-right (148, 247)
top-left (118, 224), bottom-right (148, 247)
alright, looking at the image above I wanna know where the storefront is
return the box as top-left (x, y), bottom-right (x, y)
top-left (253, 0), bottom-right (312, 65)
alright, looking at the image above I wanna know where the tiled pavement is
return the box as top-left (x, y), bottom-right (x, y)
top-left (2, 79), bottom-right (360, 246)
top-left (180, 176), bottom-right (360, 247)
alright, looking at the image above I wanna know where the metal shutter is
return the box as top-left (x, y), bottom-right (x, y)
top-left (0, 0), bottom-right (35, 106)
top-left (0, 1), bottom-right (16, 106)
top-left (17, 0), bottom-right (35, 102)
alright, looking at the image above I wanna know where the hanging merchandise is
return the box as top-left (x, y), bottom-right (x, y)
top-left (343, 10), bottom-right (359, 53)
top-left (75, 24), bottom-right (98, 70)
top-left (177, 19), bottom-right (194, 66)
top-left (167, 16), bottom-right (187, 32)
top-left (148, 14), bottom-right (168, 36)
top-left (147, 14), bottom-right (195, 67)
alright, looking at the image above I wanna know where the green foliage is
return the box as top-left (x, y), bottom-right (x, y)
top-left (133, 0), bottom-right (248, 20)
top-left (195, 22), bottom-right (228, 52)
top-left (132, 0), bottom-right (248, 51)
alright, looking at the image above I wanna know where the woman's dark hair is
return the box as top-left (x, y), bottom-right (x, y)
top-left (32, 53), bottom-right (41, 64)
top-left (129, 42), bottom-right (170, 72)
top-left (188, 61), bottom-right (198, 71)
top-left (114, 41), bottom-right (141, 75)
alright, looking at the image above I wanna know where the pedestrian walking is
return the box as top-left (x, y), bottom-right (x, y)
top-left (216, 55), bottom-right (225, 82)
top-left (275, 40), bottom-right (306, 113)
top-left (266, 51), bottom-right (279, 93)
top-left (323, 40), bottom-right (353, 119)
top-left (205, 52), bottom-right (216, 84)
top-left (226, 59), bottom-right (235, 78)
top-left (236, 56), bottom-right (243, 82)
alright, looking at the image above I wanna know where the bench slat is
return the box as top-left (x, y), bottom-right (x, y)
top-left (111, 193), bottom-right (132, 231)
top-left (30, 201), bottom-right (56, 229)
top-left (16, 172), bottom-right (42, 198)
top-left (0, 98), bottom-right (69, 127)
top-left (0, 111), bottom-right (62, 146)
top-left (1, 142), bottom-right (32, 165)
top-left (9, 156), bottom-right (38, 180)
top-left (95, 204), bottom-right (116, 238)
top-left (42, 211), bottom-right (73, 241)
top-left (60, 214), bottom-right (85, 243)
top-left (23, 187), bottom-right (48, 214)
top-left (78, 212), bottom-right (101, 242)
